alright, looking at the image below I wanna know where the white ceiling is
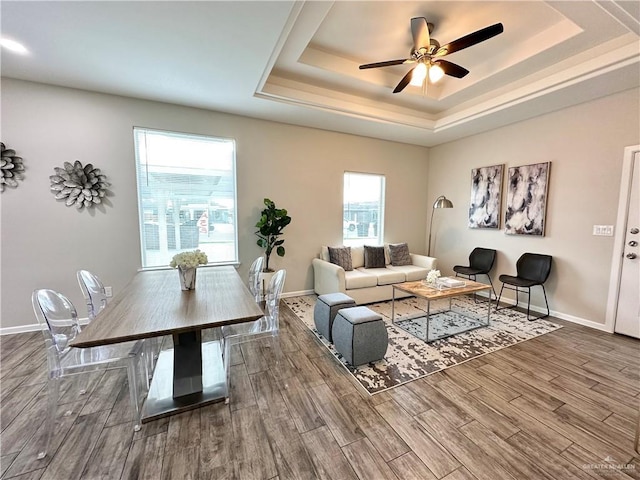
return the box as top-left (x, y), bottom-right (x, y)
top-left (1, 1), bottom-right (639, 147)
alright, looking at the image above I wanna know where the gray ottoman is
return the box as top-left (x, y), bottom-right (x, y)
top-left (314, 293), bottom-right (356, 342)
top-left (332, 306), bottom-right (388, 366)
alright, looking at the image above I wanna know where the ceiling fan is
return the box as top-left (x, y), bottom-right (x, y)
top-left (359, 17), bottom-right (504, 94)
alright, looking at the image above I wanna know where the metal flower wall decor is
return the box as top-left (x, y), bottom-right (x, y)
top-left (1, 142), bottom-right (25, 191)
top-left (50, 161), bottom-right (110, 209)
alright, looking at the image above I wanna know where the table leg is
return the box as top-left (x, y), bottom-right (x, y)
top-left (486, 291), bottom-right (492, 326)
top-left (391, 287), bottom-right (396, 324)
top-left (141, 331), bottom-right (227, 423)
top-left (426, 299), bottom-right (431, 342)
top-left (172, 331), bottom-right (203, 398)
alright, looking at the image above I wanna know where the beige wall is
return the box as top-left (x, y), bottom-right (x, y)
top-left (1, 78), bottom-right (430, 330)
top-left (428, 88), bottom-right (640, 326)
top-left (2, 78), bottom-right (638, 331)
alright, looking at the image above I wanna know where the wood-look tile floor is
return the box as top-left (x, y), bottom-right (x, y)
top-left (1, 302), bottom-right (639, 480)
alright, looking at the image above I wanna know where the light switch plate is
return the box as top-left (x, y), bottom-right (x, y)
top-left (104, 286), bottom-right (113, 297)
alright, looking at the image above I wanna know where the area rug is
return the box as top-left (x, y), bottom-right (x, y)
top-left (284, 295), bottom-right (562, 395)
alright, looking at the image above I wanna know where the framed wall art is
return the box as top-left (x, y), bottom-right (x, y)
top-left (468, 164), bottom-right (503, 229)
top-left (504, 162), bottom-right (550, 236)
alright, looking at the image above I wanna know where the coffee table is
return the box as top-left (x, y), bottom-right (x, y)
top-left (391, 279), bottom-right (492, 343)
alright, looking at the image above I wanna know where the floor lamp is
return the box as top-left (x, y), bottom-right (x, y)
top-left (428, 195), bottom-right (453, 256)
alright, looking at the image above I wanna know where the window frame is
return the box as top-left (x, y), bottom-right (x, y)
top-left (133, 126), bottom-right (239, 270)
top-left (342, 171), bottom-right (386, 246)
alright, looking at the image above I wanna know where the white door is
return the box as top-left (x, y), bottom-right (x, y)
top-left (614, 151), bottom-right (640, 338)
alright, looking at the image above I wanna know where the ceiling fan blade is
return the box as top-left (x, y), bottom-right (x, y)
top-left (433, 60), bottom-right (469, 78)
top-left (411, 17), bottom-right (430, 51)
top-left (393, 67), bottom-right (416, 94)
top-left (359, 59), bottom-right (409, 69)
top-left (435, 23), bottom-right (504, 57)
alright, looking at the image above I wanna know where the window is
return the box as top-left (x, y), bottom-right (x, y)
top-left (343, 172), bottom-right (385, 245)
top-left (133, 128), bottom-right (238, 268)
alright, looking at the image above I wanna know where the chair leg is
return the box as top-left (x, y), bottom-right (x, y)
top-left (458, 273), bottom-right (494, 304)
top-left (126, 358), bottom-right (142, 432)
top-left (495, 284), bottom-right (506, 311)
top-left (223, 337), bottom-right (233, 405)
top-left (495, 284), bottom-right (523, 312)
top-left (37, 376), bottom-right (59, 459)
top-left (142, 340), bottom-right (153, 389)
top-left (542, 285), bottom-right (550, 318)
top-left (485, 274), bottom-right (497, 302)
top-left (264, 332), bottom-right (284, 369)
top-left (496, 283), bottom-right (550, 321)
top-left (526, 285), bottom-right (550, 321)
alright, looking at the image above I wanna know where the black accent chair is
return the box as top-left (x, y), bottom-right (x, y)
top-left (453, 248), bottom-right (497, 302)
top-left (496, 253), bottom-right (552, 321)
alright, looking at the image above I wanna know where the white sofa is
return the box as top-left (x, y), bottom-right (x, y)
top-left (312, 245), bottom-right (437, 304)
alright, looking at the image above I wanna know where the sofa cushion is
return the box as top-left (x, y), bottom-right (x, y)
top-left (387, 265), bottom-right (430, 282)
top-left (351, 245), bottom-right (365, 269)
top-left (357, 267), bottom-right (405, 286)
top-left (328, 246), bottom-right (353, 271)
top-left (345, 269), bottom-right (378, 289)
top-left (383, 243), bottom-right (391, 265)
top-left (364, 245), bottom-right (386, 268)
top-left (388, 243), bottom-right (412, 266)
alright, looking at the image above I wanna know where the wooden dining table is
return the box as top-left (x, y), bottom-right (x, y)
top-left (69, 266), bottom-right (264, 422)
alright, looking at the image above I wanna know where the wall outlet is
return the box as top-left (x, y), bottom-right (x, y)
top-left (104, 286), bottom-right (113, 297)
top-left (592, 225), bottom-right (614, 236)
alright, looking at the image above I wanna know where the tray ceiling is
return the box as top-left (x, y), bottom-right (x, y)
top-left (2, 1), bottom-right (638, 146)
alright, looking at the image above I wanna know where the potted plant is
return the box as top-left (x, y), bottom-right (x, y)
top-left (255, 198), bottom-right (291, 272)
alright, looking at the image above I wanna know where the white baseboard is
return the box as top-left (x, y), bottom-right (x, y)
top-left (0, 323), bottom-right (42, 335)
top-left (1, 317), bottom-right (91, 336)
top-left (281, 289), bottom-right (315, 298)
top-left (495, 295), bottom-right (612, 332)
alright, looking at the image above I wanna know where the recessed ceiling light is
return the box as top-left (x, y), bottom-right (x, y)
top-left (1, 37), bottom-right (29, 55)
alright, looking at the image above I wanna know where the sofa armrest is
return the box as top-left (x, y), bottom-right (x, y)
top-left (313, 258), bottom-right (346, 295)
top-left (410, 253), bottom-right (437, 270)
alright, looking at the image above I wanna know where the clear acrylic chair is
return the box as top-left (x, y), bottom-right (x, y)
top-left (32, 289), bottom-right (147, 459)
top-left (222, 269), bottom-right (286, 402)
top-left (77, 269), bottom-right (158, 382)
top-left (248, 256), bottom-right (264, 302)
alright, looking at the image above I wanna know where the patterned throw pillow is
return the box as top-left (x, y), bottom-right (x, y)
top-left (389, 243), bottom-right (412, 266)
top-left (364, 245), bottom-right (386, 268)
top-left (328, 246), bottom-right (353, 271)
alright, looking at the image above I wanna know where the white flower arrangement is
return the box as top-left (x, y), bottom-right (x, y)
top-left (170, 249), bottom-right (208, 269)
top-left (426, 269), bottom-right (441, 285)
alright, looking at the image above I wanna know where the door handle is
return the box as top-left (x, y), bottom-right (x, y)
top-left (626, 253), bottom-right (638, 260)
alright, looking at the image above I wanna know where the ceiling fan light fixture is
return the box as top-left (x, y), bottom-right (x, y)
top-left (361, 18), bottom-right (503, 94)
top-left (409, 62), bottom-right (427, 86)
top-left (429, 63), bottom-right (445, 83)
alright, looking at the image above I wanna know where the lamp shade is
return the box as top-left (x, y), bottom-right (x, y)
top-left (433, 195), bottom-right (453, 209)
top-left (428, 195), bottom-right (453, 256)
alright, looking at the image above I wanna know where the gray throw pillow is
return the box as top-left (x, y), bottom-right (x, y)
top-left (328, 246), bottom-right (353, 271)
top-left (389, 243), bottom-right (412, 266)
top-left (364, 245), bottom-right (386, 268)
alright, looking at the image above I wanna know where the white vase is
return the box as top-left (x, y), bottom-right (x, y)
top-left (258, 270), bottom-right (275, 300)
top-left (178, 266), bottom-right (197, 290)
